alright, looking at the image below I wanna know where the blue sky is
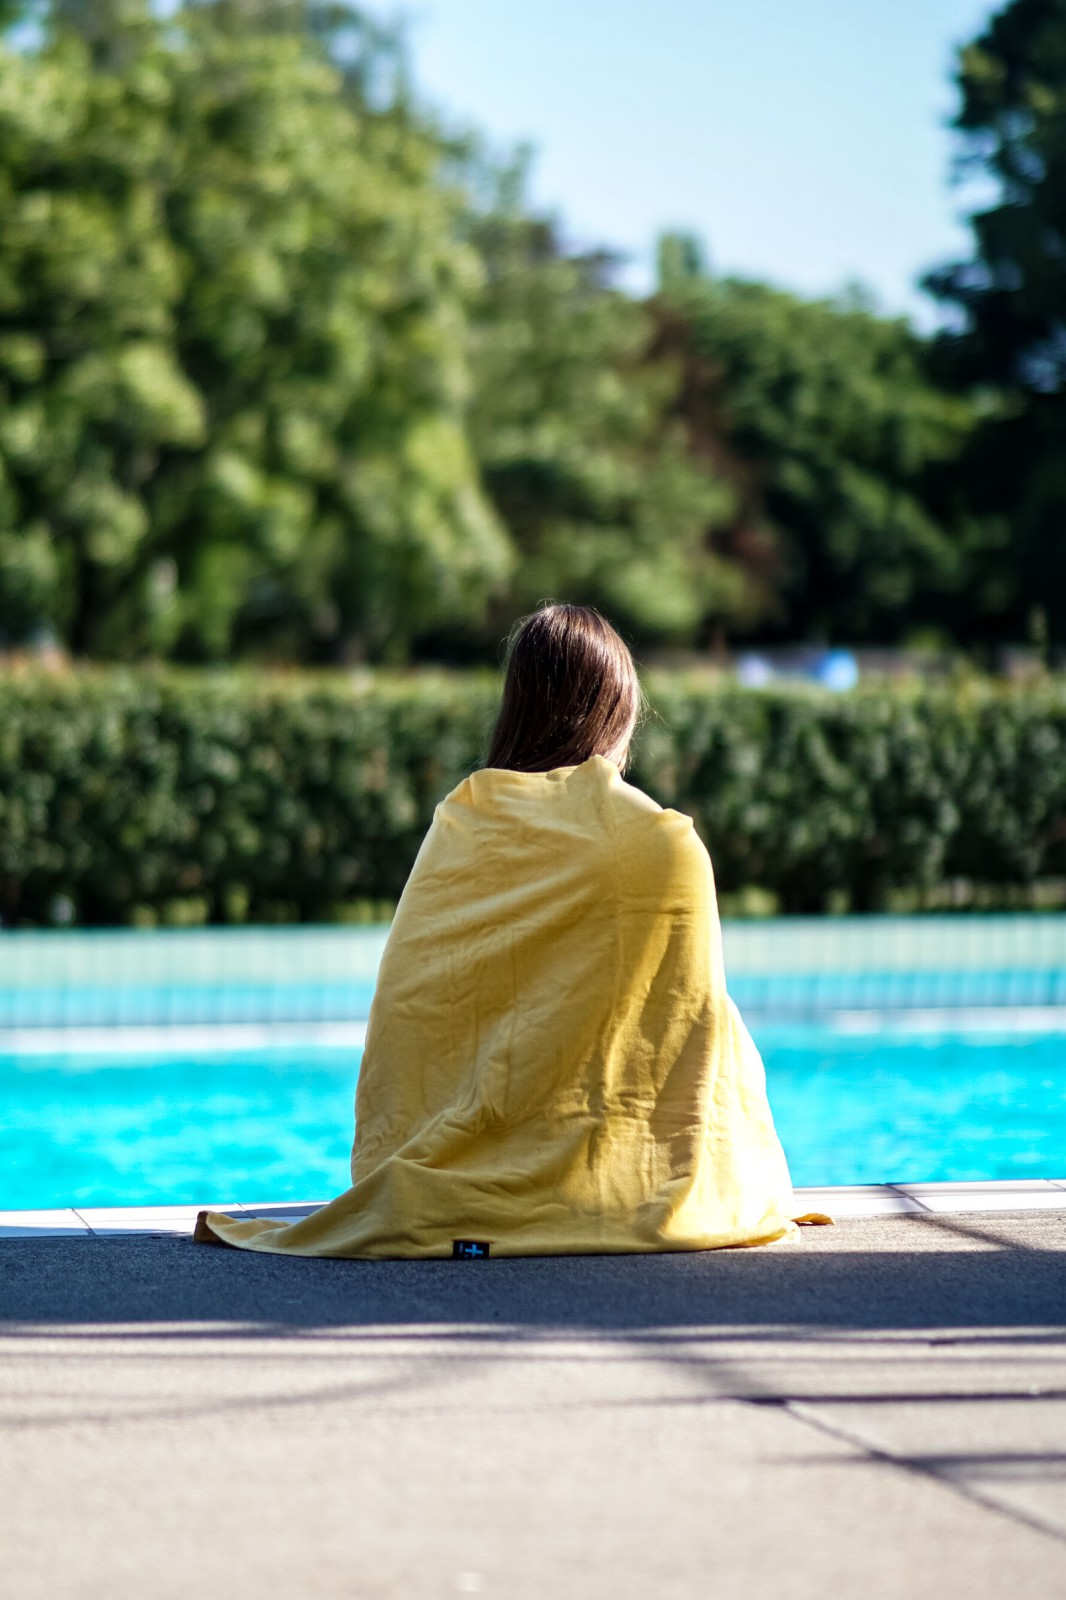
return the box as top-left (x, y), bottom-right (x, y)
top-left (360, 0), bottom-right (999, 327)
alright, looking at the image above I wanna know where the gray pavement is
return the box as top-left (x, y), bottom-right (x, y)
top-left (2, 1211), bottom-right (1065, 1599)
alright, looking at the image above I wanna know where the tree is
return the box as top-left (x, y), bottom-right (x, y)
top-left (0, 2), bottom-right (511, 659)
top-left (655, 260), bottom-right (982, 642)
top-left (0, 2), bottom-right (1000, 662)
top-left (926, 0), bottom-right (1066, 645)
top-left (0, 5), bottom-right (200, 653)
top-left (458, 176), bottom-right (757, 653)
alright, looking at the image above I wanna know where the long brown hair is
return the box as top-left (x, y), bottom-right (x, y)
top-left (485, 604), bottom-right (642, 773)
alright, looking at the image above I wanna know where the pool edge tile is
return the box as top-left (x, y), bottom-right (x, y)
top-left (883, 1184), bottom-right (1062, 1216)
top-left (3, 1182), bottom-right (1065, 1238)
top-left (895, 1179), bottom-right (1060, 1193)
top-left (794, 1185), bottom-right (927, 1217)
top-left (0, 1207), bottom-right (91, 1238)
top-left (74, 1203), bottom-right (239, 1236)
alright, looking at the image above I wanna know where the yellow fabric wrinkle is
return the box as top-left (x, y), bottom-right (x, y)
top-left (197, 756), bottom-right (822, 1258)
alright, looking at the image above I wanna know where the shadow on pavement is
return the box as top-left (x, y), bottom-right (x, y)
top-left (1, 1214), bottom-right (1064, 1334)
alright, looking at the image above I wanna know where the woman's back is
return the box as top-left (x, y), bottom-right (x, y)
top-left (195, 604), bottom-right (806, 1258)
top-left (358, 757), bottom-right (717, 1157)
top-left (199, 756), bottom-right (798, 1257)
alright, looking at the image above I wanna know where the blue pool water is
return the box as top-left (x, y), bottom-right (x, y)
top-left (3, 1024), bottom-right (1064, 1209)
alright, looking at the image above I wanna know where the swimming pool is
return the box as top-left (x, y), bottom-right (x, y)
top-left (3, 1025), bottom-right (1065, 1209)
top-left (2, 918), bottom-right (1065, 1208)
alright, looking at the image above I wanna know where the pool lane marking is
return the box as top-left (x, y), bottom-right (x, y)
top-left (0, 1021), bottom-right (368, 1057)
top-left (828, 1006), bottom-right (1066, 1034)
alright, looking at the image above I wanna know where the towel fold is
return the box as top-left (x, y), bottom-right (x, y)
top-left (197, 757), bottom-right (822, 1257)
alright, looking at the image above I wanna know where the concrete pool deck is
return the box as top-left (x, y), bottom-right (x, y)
top-left (1, 1190), bottom-right (1064, 1598)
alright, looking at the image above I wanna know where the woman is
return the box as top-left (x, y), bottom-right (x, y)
top-left (196, 604), bottom-right (819, 1256)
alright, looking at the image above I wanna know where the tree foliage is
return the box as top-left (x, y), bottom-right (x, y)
top-left (461, 183), bottom-right (753, 649)
top-left (0, 0), bottom-right (510, 660)
top-left (0, 1), bottom-right (1020, 660)
top-left (654, 257), bottom-right (983, 643)
top-left (926, 0), bottom-right (1066, 643)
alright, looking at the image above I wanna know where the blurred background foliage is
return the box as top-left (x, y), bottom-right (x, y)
top-left (0, 0), bottom-right (1062, 665)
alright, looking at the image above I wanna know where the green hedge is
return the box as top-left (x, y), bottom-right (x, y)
top-left (638, 676), bottom-right (1066, 914)
top-left (1, 669), bottom-right (1065, 925)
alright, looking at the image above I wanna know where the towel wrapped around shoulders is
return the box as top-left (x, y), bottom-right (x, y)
top-left (197, 756), bottom-right (817, 1256)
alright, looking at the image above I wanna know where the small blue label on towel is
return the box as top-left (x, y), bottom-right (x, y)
top-left (452, 1240), bottom-right (491, 1259)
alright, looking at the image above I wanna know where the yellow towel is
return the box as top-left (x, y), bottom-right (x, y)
top-left (197, 757), bottom-right (825, 1257)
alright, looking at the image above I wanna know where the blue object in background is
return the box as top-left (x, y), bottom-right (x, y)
top-left (735, 648), bottom-right (859, 690)
top-left (815, 649), bottom-right (860, 691)
top-left (735, 653), bottom-right (775, 688)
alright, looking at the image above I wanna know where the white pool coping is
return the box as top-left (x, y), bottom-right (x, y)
top-left (2, 1181), bottom-right (1065, 1238)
